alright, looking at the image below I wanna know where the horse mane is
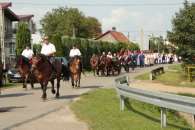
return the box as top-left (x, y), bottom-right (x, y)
top-left (16, 55), bottom-right (29, 66)
top-left (36, 54), bottom-right (48, 62)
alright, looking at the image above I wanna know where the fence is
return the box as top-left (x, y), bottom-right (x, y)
top-left (150, 67), bottom-right (164, 80)
top-left (115, 76), bottom-right (195, 128)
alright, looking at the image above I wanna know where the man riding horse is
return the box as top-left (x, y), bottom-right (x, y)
top-left (31, 36), bottom-right (64, 99)
top-left (17, 45), bottom-right (34, 89)
top-left (22, 45), bottom-right (34, 64)
top-left (41, 36), bottom-right (56, 68)
top-left (69, 45), bottom-right (82, 88)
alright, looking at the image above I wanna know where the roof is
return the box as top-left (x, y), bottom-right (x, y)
top-left (0, 2), bottom-right (11, 9)
top-left (18, 15), bottom-right (34, 21)
top-left (0, 2), bottom-right (18, 21)
top-left (96, 30), bottom-right (129, 43)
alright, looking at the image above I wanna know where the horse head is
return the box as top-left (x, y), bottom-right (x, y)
top-left (70, 56), bottom-right (81, 71)
top-left (90, 55), bottom-right (99, 68)
top-left (31, 54), bottom-right (47, 70)
top-left (16, 55), bottom-right (30, 68)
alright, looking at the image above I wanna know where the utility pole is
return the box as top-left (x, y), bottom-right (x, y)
top-left (72, 26), bottom-right (76, 38)
top-left (0, 9), bottom-right (5, 69)
top-left (140, 28), bottom-right (144, 50)
top-left (127, 32), bottom-right (130, 43)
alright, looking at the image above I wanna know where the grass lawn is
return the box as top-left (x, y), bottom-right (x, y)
top-left (71, 89), bottom-right (193, 130)
top-left (1, 82), bottom-right (21, 89)
top-left (135, 64), bottom-right (195, 88)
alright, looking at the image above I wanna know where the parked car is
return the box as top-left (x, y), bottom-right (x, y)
top-left (7, 68), bottom-right (22, 83)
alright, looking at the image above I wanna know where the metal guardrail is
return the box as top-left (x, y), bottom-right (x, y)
top-left (115, 76), bottom-right (195, 128)
top-left (150, 67), bottom-right (164, 80)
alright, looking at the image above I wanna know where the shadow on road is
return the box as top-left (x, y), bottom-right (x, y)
top-left (78, 85), bottom-right (103, 89)
top-left (0, 106), bottom-right (26, 113)
top-left (0, 93), bottom-right (33, 98)
top-left (58, 94), bottom-right (81, 100)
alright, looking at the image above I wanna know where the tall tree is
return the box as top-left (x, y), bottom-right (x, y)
top-left (16, 22), bottom-right (31, 55)
top-left (40, 7), bottom-right (102, 39)
top-left (167, 0), bottom-right (195, 63)
top-left (149, 35), bottom-right (166, 53)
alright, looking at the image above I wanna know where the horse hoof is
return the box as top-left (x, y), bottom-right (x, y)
top-left (41, 94), bottom-right (47, 99)
top-left (51, 89), bottom-right (56, 94)
top-left (56, 93), bottom-right (60, 98)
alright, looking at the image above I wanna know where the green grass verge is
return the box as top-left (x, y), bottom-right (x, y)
top-left (71, 89), bottom-right (193, 130)
top-left (1, 83), bottom-right (21, 89)
top-left (135, 64), bottom-right (195, 88)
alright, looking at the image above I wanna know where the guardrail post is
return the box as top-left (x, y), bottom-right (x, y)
top-left (161, 108), bottom-right (167, 128)
top-left (192, 115), bottom-right (195, 128)
top-left (120, 96), bottom-right (125, 111)
top-left (150, 73), bottom-right (153, 80)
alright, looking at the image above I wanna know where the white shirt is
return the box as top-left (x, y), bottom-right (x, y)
top-left (41, 43), bottom-right (56, 56)
top-left (22, 49), bottom-right (34, 59)
top-left (107, 54), bottom-right (112, 59)
top-left (69, 48), bottom-right (81, 57)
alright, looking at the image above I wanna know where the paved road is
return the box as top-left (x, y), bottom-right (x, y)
top-left (0, 64), bottom-right (172, 130)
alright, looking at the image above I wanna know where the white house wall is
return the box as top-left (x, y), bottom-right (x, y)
top-left (98, 33), bottom-right (117, 43)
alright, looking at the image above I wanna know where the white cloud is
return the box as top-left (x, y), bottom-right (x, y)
top-left (102, 8), bottom-right (130, 30)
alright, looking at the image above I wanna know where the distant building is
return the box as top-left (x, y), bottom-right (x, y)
top-left (95, 27), bottom-right (129, 43)
top-left (0, 2), bottom-right (35, 68)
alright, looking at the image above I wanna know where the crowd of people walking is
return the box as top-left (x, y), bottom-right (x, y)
top-left (101, 50), bottom-right (180, 68)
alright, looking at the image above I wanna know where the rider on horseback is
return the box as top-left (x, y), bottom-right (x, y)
top-left (21, 45), bottom-right (34, 67)
top-left (41, 36), bottom-right (56, 71)
top-left (69, 45), bottom-right (82, 71)
top-left (107, 51), bottom-right (113, 59)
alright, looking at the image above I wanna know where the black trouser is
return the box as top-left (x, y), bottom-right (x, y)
top-left (47, 56), bottom-right (56, 72)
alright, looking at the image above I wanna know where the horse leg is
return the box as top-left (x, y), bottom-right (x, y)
top-left (23, 75), bottom-right (28, 89)
top-left (29, 74), bottom-right (34, 89)
top-left (71, 75), bottom-right (74, 88)
top-left (56, 76), bottom-right (60, 98)
top-left (30, 79), bottom-right (34, 89)
top-left (50, 79), bottom-right (55, 94)
top-left (41, 81), bottom-right (48, 100)
top-left (97, 68), bottom-right (99, 76)
top-left (78, 73), bottom-right (81, 88)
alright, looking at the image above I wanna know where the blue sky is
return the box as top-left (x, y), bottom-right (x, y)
top-left (2, 0), bottom-right (195, 45)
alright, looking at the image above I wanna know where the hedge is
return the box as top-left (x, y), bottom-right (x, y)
top-left (34, 35), bottom-right (140, 70)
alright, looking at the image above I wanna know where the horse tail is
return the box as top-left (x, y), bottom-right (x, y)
top-left (61, 64), bottom-right (70, 81)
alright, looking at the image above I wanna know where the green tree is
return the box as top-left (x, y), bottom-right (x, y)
top-left (33, 44), bottom-right (42, 55)
top-left (167, 0), bottom-right (195, 63)
top-left (40, 7), bottom-right (102, 39)
top-left (149, 35), bottom-right (166, 53)
top-left (16, 22), bottom-right (31, 55)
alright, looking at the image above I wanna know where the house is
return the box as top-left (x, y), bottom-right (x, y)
top-left (0, 2), bottom-right (34, 68)
top-left (95, 27), bottom-right (129, 43)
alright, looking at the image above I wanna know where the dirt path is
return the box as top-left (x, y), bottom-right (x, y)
top-left (131, 80), bottom-right (195, 127)
top-left (131, 80), bottom-right (195, 94)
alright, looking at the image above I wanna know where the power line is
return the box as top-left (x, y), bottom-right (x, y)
top-left (12, 2), bottom-right (183, 7)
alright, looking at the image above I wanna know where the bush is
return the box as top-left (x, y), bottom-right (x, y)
top-left (60, 37), bottom-right (139, 69)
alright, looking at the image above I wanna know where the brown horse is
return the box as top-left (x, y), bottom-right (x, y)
top-left (90, 54), bottom-right (99, 76)
top-left (31, 54), bottom-right (65, 99)
top-left (16, 55), bottom-right (34, 89)
top-left (69, 56), bottom-right (82, 88)
top-left (97, 55), bottom-right (107, 76)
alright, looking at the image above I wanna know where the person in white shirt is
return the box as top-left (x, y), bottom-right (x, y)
top-left (69, 45), bottom-right (81, 58)
top-left (107, 51), bottom-right (113, 59)
top-left (22, 46), bottom-right (34, 60)
top-left (41, 36), bottom-right (56, 57)
top-left (41, 36), bottom-right (56, 71)
top-left (69, 45), bottom-right (82, 71)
